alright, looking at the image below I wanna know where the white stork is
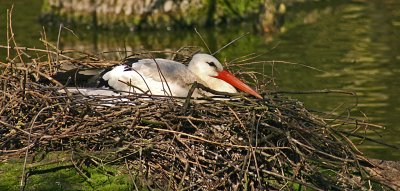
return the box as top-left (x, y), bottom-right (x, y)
top-left (93, 53), bottom-right (262, 99)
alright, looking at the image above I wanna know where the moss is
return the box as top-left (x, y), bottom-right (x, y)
top-left (0, 153), bottom-right (135, 191)
top-left (0, 159), bottom-right (22, 191)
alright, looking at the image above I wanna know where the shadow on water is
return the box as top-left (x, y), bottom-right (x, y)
top-left (0, 0), bottom-right (399, 160)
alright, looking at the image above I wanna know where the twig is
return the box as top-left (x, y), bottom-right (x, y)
top-left (194, 28), bottom-right (211, 54)
top-left (20, 104), bottom-right (59, 191)
top-left (212, 32), bottom-right (249, 56)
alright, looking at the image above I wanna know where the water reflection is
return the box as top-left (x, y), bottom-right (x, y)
top-left (263, 0), bottom-right (400, 159)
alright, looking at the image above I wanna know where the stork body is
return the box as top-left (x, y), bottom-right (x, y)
top-left (62, 54), bottom-right (262, 99)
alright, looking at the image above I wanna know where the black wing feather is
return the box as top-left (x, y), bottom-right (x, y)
top-left (96, 57), bottom-right (142, 88)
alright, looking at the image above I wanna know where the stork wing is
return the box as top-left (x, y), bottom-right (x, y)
top-left (99, 58), bottom-right (205, 97)
top-left (131, 58), bottom-right (202, 86)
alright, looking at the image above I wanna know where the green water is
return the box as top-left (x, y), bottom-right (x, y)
top-left (1, 0), bottom-right (399, 160)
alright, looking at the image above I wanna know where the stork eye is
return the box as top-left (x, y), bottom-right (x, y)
top-left (206, 61), bottom-right (216, 68)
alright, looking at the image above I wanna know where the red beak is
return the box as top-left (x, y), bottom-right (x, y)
top-left (215, 70), bottom-right (263, 99)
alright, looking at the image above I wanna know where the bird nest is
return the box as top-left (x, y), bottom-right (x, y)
top-left (0, 47), bottom-right (390, 190)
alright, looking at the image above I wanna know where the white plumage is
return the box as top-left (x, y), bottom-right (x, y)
top-left (66, 53), bottom-right (262, 99)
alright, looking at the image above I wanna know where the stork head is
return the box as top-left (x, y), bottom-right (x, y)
top-left (188, 53), bottom-right (262, 99)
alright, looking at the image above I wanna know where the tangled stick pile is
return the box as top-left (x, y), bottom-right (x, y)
top-left (0, 48), bottom-right (390, 190)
